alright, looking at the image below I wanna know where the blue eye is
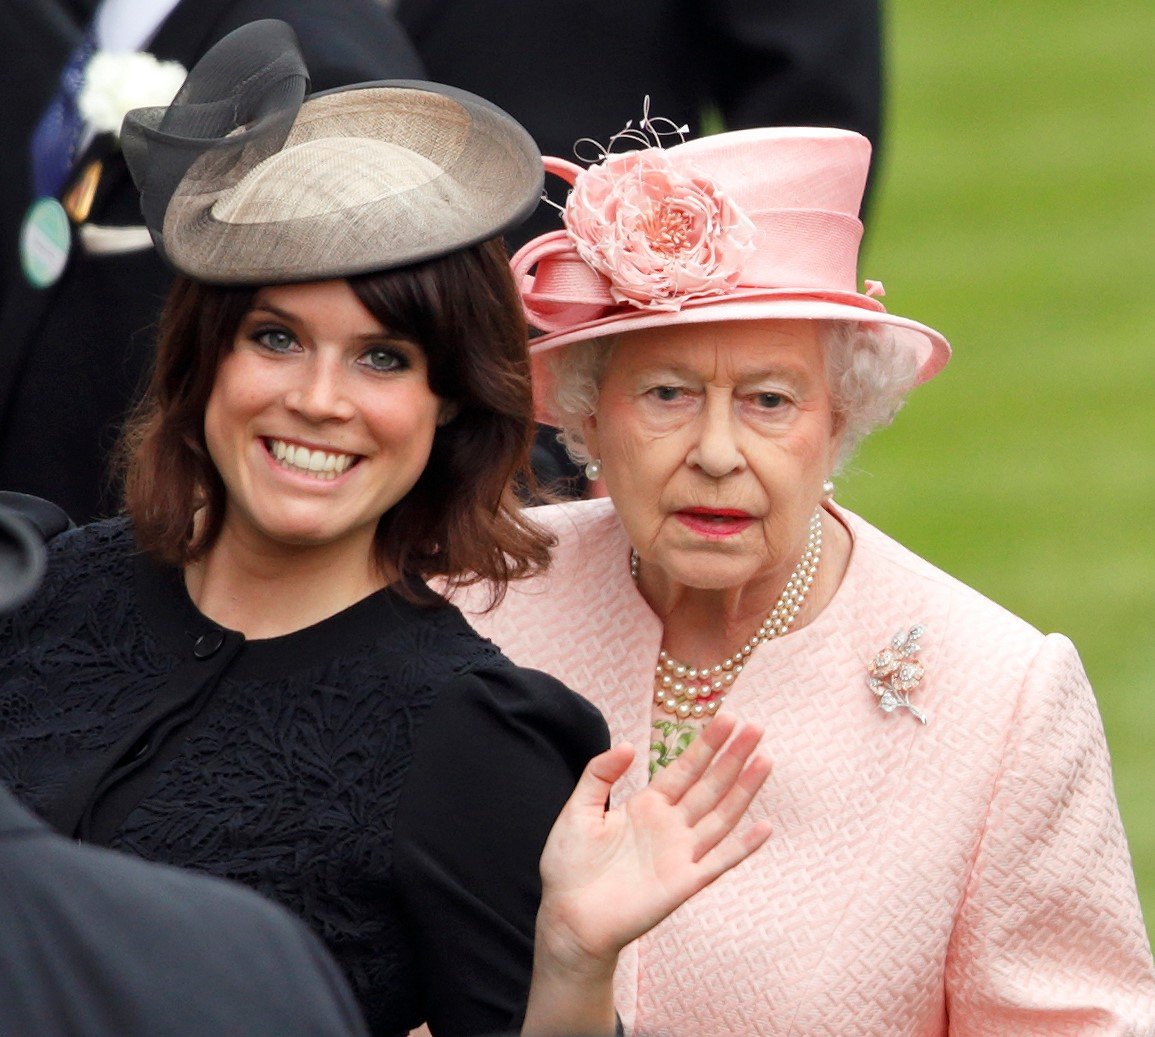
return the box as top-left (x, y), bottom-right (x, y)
top-left (254, 328), bottom-right (296, 353)
top-left (650, 385), bottom-right (684, 402)
top-left (755, 392), bottom-right (785, 409)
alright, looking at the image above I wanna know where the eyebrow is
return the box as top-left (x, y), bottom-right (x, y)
top-left (648, 361), bottom-right (811, 387)
top-left (246, 300), bottom-right (294, 321)
top-left (741, 365), bottom-right (811, 387)
top-left (245, 302), bottom-right (395, 341)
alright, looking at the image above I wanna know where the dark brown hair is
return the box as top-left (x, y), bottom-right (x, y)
top-left (118, 239), bottom-right (552, 604)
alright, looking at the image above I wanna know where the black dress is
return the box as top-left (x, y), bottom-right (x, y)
top-left (0, 519), bottom-right (609, 1037)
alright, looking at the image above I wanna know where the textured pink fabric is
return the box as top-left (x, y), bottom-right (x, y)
top-left (456, 498), bottom-right (1155, 1035)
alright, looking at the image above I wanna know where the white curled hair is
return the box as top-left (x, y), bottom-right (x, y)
top-left (544, 321), bottom-right (920, 472)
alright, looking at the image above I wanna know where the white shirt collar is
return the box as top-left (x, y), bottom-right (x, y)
top-left (94, 0), bottom-right (184, 53)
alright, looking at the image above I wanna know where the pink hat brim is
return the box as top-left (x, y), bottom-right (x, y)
top-left (529, 292), bottom-right (951, 426)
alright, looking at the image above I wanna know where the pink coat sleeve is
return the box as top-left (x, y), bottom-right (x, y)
top-left (945, 634), bottom-right (1155, 1033)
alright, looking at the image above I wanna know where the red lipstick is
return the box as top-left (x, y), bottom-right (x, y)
top-left (675, 507), bottom-right (753, 538)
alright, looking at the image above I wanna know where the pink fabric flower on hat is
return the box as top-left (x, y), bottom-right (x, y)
top-left (563, 149), bottom-right (756, 311)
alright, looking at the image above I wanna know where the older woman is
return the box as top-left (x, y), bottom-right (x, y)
top-left (458, 124), bottom-right (1155, 1032)
top-left (0, 24), bottom-right (773, 1037)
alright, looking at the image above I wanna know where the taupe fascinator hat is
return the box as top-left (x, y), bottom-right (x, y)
top-left (120, 20), bottom-right (543, 284)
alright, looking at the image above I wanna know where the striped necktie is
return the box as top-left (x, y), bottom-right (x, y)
top-left (30, 26), bottom-right (99, 199)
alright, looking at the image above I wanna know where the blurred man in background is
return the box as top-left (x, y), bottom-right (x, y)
top-left (397, 0), bottom-right (883, 248)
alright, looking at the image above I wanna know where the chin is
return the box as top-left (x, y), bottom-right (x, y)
top-left (659, 552), bottom-right (760, 592)
top-left (256, 526), bottom-right (340, 550)
top-left (249, 508), bottom-right (363, 550)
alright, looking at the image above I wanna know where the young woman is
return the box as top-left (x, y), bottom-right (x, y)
top-left (0, 21), bottom-right (770, 1037)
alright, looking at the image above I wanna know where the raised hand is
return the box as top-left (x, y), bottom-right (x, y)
top-left (523, 714), bottom-right (772, 1034)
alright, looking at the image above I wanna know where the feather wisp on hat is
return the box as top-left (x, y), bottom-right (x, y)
top-left (510, 118), bottom-right (951, 423)
top-left (120, 20), bottom-right (544, 284)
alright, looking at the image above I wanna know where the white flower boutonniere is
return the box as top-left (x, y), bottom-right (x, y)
top-left (78, 51), bottom-right (188, 138)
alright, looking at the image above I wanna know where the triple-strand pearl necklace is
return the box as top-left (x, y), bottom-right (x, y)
top-left (634, 509), bottom-right (823, 721)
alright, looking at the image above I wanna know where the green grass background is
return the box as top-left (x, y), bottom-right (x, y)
top-left (839, 1), bottom-right (1154, 935)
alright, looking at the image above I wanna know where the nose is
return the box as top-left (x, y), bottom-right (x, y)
top-left (284, 353), bottom-right (356, 423)
top-left (686, 392), bottom-right (745, 477)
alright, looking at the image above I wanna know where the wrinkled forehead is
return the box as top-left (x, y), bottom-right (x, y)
top-left (608, 318), bottom-right (828, 383)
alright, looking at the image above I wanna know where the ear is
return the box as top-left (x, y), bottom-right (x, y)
top-left (824, 420), bottom-right (846, 477)
top-left (580, 412), bottom-right (600, 461)
top-left (437, 400), bottom-right (460, 427)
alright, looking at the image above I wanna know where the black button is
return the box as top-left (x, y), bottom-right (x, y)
top-left (193, 628), bottom-right (226, 659)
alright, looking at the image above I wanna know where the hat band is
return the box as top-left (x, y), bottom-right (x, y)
top-left (512, 208), bottom-right (865, 334)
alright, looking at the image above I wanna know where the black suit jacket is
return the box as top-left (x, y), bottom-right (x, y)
top-left (396, 0), bottom-right (883, 247)
top-left (0, 0), bottom-right (425, 523)
top-left (0, 786), bottom-right (367, 1037)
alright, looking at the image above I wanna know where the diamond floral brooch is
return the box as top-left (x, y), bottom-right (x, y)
top-left (868, 625), bottom-right (928, 724)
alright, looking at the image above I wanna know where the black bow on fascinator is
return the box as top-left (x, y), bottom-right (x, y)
top-left (119, 19), bottom-right (310, 271)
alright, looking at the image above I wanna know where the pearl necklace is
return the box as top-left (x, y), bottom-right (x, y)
top-left (633, 509), bottom-right (823, 720)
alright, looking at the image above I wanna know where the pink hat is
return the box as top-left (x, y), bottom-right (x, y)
top-left (510, 125), bottom-right (950, 424)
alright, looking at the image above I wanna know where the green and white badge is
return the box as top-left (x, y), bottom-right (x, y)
top-left (20, 197), bottom-right (71, 289)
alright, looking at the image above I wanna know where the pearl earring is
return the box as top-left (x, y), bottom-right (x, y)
top-left (584, 459), bottom-right (602, 481)
top-left (822, 479), bottom-right (835, 498)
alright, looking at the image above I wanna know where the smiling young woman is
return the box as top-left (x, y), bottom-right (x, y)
top-left (122, 240), bottom-right (545, 605)
top-left (120, 240), bottom-right (547, 637)
top-left (205, 281), bottom-right (446, 561)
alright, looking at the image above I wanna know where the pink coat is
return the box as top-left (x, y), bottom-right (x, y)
top-left (457, 498), bottom-right (1155, 1035)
